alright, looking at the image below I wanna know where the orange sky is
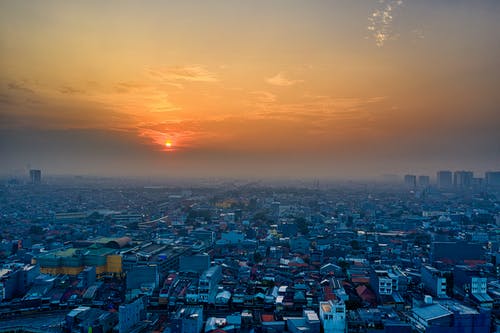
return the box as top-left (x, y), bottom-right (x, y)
top-left (1, 1), bottom-right (499, 178)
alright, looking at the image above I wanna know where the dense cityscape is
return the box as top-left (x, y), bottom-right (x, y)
top-left (0, 170), bottom-right (499, 332)
top-left (1, 1), bottom-right (499, 332)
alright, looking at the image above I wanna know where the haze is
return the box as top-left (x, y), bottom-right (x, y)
top-left (1, 0), bottom-right (499, 179)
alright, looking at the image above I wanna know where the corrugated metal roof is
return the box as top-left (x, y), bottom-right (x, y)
top-left (412, 304), bottom-right (452, 321)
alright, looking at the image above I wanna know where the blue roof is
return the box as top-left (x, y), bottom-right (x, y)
top-left (413, 304), bottom-right (452, 321)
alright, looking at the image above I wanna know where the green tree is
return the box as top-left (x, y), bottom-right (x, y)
top-left (29, 225), bottom-right (44, 235)
top-left (253, 252), bottom-right (263, 263)
top-left (295, 217), bottom-right (309, 235)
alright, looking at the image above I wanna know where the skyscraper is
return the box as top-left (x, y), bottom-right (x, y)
top-left (404, 174), bottom-right (416, 188)
top-left (485, 171), bottom-right (500, 187)
top-left (418, 175), bottom-right (430, 187)
top-left (437, 170), bottom-right (452, 189)
top-left (453, 171), bottom-right (473, 189)
top-left (29, 169), bottom-right (41, 185)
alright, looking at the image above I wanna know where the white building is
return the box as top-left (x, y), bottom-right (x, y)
top-left (198, 265), bottom-right (222, 304)
top-left (319, 300), bottom-right (346, 333)
top-left (118, 296), bottom-right (145, 333)
top-left (421, 265), bottom-right (447, 298)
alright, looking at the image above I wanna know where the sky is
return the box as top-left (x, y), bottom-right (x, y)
top-left (1, 0), bottom-right (499, 179)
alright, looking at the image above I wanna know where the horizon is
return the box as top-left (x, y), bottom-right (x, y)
top-left (2, 169), bottom-right (499, 185)
top-left (1, 1), bottom-right (499, 178)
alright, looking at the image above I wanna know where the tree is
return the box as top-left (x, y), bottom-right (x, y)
top-left (350, 240), bottom-right (360, 250)
top-left (337, 260), bottom-right (350, 274)
top-left (295, 217), bottom-right (309, 235)
top-left (253, 252), bottom-right (263, 263)
top-left (29, 225), bottom-right (44, 235)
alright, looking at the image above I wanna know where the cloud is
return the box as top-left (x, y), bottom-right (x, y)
top-left (0, 93), bottom-right (14, 105)
top-left (7, 81), bottom-right (35, 94)
top-left (367, 0), bottom-right (404, 47)
top-left (59, 85), bottom-right (85, 95)
top-left (250, 91), bottom-right (276, 103)
top-left (113, 81), bottom-right (148, 93)
top-left (266, 72), bottom-right (302, 87)
top-left (253, 95), bottom-right (387, 124)
top-left (147, 94), bottom-right (181, 113)
top-left (148, 65), bottom-right (218, 83)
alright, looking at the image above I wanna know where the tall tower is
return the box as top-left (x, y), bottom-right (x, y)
top-left (29, 169), bottom-right (41, 185)
top-left (404, 174), bottom-right (416, 188)
top-left (437, 170), bottom-right (452, 189)
top-left (319, 300), bottom-right (346, 333)
top-left (418, 175), bottom-right (430, 187)
top-left (453, 171), bottom-right (473, 189)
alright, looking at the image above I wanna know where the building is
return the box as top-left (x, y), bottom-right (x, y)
top-left (198, 265), bottom-right (222, 304)
top-left (436, 170), bottom-right (452, 189)
top-left (0, 264), bottom-right (39, 301)
top-left (218, 231), bottom-right (245, 245)
top-left (35, 238), bottom-right (126, 277)
top-left (126, 265), bottom-right (159, 290)
top-left (410, 303), bottom-right (453, 331)
top-left (287, 309), bottom-right (320, 333)
top-left (271, 201), bottom-right (280, 221)
top-left (118, 296), bottom-right (146, 333)
top-left (485, 171), bottom-right (500, 187)
top-left (411, 301), bottom-right (490, 333)
top-left (421, 265), bottom-right (447, 298)
top-left (370, 269), bottom-right (397, 297)
top-left (29, 169), bottom-right (41, 184)
top-left (453, 171), bottom-right (473, 189)
top-left (418, 175), bottom-right (430, 187)
top-left (122, 241), bottom-right (191, 278)
top-left (66, 306), bottom-right (117, 333)
top-left (453, 265), bottom-right (492, 307)
top-left (319, 300), bottom-right (346, 333)
top-left (179, 254), bottom-right (210, 275)
top-left (430, 241), bottom-right (485, 264)
top-left (404, 174), bottom-right (417, 188)
top-left (170, 306), bottom-right (204, 333)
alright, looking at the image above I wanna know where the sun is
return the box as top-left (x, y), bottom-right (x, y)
top-left (165, 141), bottom-right (172, 148)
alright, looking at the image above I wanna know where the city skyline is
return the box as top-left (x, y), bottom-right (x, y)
top-left (1, 1), bottom-right (499, 179)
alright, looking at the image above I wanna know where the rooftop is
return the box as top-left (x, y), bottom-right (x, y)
top-left (412, 304), bottom-right (452, 321)
top-left (320, 302), bottom-right (332, 313)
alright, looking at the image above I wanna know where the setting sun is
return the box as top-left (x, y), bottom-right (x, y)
top-left (165, 141), bottom-right (172, 148)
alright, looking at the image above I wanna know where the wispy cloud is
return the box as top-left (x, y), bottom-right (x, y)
top-left (7, 81), bottom-right (35, 94)
top-left (250, 91), bottom-right (276, 103)
top-left (59, 85), bottom-right (85, 95)
top-left (253, 95), bottom-right (387, 124)
top-left (148, 65), bottom-right (218, 83)
top-left (368, 0), bottom-right (404, 47)
top-left (114, 81), bottom-right (148, 94)
top-left (266, 72), bottom-right (302, 87)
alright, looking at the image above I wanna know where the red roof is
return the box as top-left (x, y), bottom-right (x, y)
top-left (323, 286), bottom-right (337, 301)
top-left (464, 260), bottom-right (486, 266)
top-left (352, 277), bottom-right (370, 284)
top-left (355, 285), bottom-right (376, 304)
top-left (261, 314), bottom-right (275, 322)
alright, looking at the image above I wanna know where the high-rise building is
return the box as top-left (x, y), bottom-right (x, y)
top-left (29, 169), bottom-right (41, 184)
top-left (404, 174), bottom-right (416, 188)
top-left (453, 170), bottom-right (473, 189)
top-left (271, 201), bottom-right (280, 221)
top-left (436, 170), bottom-right (452, 189)
top-left (418, 175), bottom-right (430, 187)
top-left (485, 171), bottom-right (500, 187)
